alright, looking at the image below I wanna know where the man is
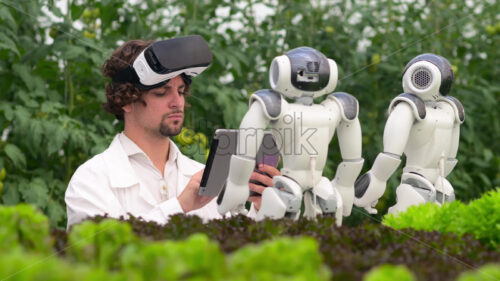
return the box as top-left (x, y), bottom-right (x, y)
top-left (65, 37), bottom-right (279, 228)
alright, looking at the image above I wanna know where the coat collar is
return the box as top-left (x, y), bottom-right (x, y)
top-left (103, 134), bottom-right (201, 189)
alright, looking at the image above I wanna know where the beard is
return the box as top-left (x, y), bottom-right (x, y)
top-left (159, 111), bottom-right (183, 137)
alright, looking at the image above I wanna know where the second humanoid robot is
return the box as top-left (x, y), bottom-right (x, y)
top-left (354, 53), bottom-right (464, 214)
top-left (217, 47), bottom-right (364, 226)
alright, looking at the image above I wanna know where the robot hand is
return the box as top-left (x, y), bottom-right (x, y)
top-left (354, 153), bottom-right (401, 214)
top-left (217, 155), bottom-right (255, 216)
top-left (331, 159), bottom-right (364, 216)
top-left (333, 188), bottom-right (344, 227)
top-left (334, 185), bottom-right (354, 216)
top-left (353, 171), bottom-right (386, 214)
top-left (217, 179), bottom-right (249, 216)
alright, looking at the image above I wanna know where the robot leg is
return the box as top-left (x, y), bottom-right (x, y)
top-left (388, 172), bottom-right (436, 214)
top-left (311, 177), bottom-right (343, 226)
top-left (256, 176), bottom-right (302, 221)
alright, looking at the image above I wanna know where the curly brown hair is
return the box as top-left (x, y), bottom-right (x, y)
top-left (101, 39), bottom-right (191, 120)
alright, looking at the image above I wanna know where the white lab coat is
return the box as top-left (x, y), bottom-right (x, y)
top-left (65, 135), bottom-right (223, 229)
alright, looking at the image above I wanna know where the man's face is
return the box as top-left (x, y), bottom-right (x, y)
top-left (129, 75), bottom-right (186, 138)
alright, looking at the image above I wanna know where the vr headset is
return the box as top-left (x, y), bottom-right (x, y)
top-left (111, 35), bottom-right (213, 90)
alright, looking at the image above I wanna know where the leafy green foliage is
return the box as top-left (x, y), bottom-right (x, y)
top-left (80, 214), bottom-right (500, 281)
top-left (457, 264), bottom-right (500, 281)
top-left (67, 219), bottom-right (137, 269)
top-left (0, 249), bottom-right (126, 281)
top-left (383, 201), bottom-right (462, 232)
top-left (67, 218), bottom-right (330, 280)
top-left (121, 234), bottom-right (226, 281)
top-left (173, 127), bottom-right (210, 163)
top-left (0, 204), bottom-right (52, 254)
top-left (228, 236), bottom-right (331, 281)
top-left (363, 264), bottom-right (416, 281)
top-left (383, 189), bottom-right (500, 249)
top-left (1, 206), bottom-right (499, 281)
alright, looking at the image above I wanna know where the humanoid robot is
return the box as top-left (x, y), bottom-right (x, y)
top-left (217, 47), bottom-right (364, 226)
top-left (354, 53), bottom-right (464, 214)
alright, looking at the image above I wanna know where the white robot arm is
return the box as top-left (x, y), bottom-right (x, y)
top-left (325, 93), bottom-right (364, 216)
top-left (443, 96), bottom-right (464, 177)
top-left (217, 101), bottom-right (269, 215)
top-left (354, 102), bottom-right (415, 213)
top-left (441, 122), bottom-right (460, 177)
top-left (448, 123), bottom-right (460, 159)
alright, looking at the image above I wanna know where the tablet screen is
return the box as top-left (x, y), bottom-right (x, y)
top-left (198, 130), bottom-right (280, 197)
top-left (198, 129), bottom-right (237, 196)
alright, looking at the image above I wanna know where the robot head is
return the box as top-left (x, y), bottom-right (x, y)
top-left (402, 53), bottom-right (454, 101)
top-left (269, 47), bottom-right (338, 99)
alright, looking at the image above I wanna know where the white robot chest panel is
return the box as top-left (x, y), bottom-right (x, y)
top-left (271, 103), bottom-right (337, 154)
top-left (405, 101), bottom-right (456, 167)
top-left (270, 103), bottom-right (339, 184)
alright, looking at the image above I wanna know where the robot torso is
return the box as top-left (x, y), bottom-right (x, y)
top-left (401, 99), bottom-right (459, 182)
top-left (270, 100), bottom-right (340, 190)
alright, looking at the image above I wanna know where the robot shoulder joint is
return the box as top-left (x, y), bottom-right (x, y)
top-left (249, 89), bottom-right (283, 120)
top-left (442, 96), bottom-right (465, 123)
top-left (388, 93), bottom-right (426, 121)
top-left (327, 92), bottom-right (359, 121)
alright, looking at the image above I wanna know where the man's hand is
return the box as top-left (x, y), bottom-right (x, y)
top-left (248, 164), bottom-right (281, 211)
top-left (178, 169), bottom-right (215, 213)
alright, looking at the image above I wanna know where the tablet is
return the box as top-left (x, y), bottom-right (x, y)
top-left (199, 129), bottom-right (237, 196)
top-left (198, 129), bottom-right (280, 196)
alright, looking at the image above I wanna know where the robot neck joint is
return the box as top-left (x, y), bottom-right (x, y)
top-left (295, 96), bottom-right (314, 106)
